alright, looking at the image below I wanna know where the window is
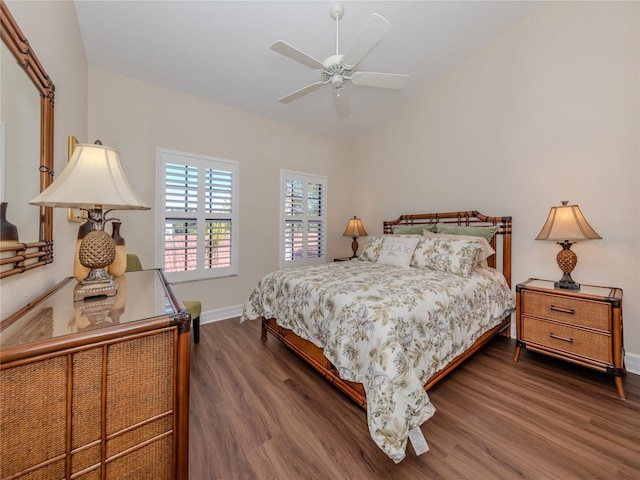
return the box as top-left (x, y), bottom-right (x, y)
top-left (156, 149), bottom-right (238, 282)
top-left (280, 170), bottom-right (327, 267)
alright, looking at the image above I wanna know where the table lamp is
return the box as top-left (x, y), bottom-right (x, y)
top-left (30, 142), bottom-right (149, 300)
top-left (343, 216), bottom-right (368, 259)
top-left (535, 201), bottom-right (601, 290)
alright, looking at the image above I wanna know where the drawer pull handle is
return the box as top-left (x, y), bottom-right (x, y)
top-left (550, 305), bottom-right (575, 315)
top-left (549, 332), bottom-right (574, 343)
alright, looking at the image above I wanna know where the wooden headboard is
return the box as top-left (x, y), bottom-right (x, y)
top-left (383, 211), bottom-right (512, 287)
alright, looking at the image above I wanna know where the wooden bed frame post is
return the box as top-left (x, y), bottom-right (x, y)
top-left (261, 318), bottom-right (268, 341)
top-left (502, 216), bottom-right (512, 288)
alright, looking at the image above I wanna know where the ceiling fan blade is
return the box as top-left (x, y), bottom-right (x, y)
top-left (278, 81), bottom-right (326, 104)
top-left (342, 14), bottom-right (391, 69)
top-left (350, 72), bottom-right (409, 89)
top-left (333, 89), bottom-right (351, 117)
top-left (271, 41), bottom-right (324, 70)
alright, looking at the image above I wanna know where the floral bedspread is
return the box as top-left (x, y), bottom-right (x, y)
top-left (241, 260), bottom-right (515, 462)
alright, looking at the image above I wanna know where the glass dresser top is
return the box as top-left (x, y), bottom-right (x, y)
top-left (1, 270), bottom-right (175, 348)
top-left (523, 278), bottom-right (620, 299)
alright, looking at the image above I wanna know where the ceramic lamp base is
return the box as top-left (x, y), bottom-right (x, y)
top-left (554, 275), bottom-right (580, 290)
top-left (350, 236), bottom-right (359, 259)
top-left (555, 241), bottom-right (579, 290)
top-left (75, 209), bottom-right (118, 301)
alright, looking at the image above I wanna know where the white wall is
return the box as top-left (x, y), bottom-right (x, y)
top-left (87, 67), bottom-right (354, 313)
top-left (1, 0), bottom-right (88, 317)
top-left (353, 2), bottom-right (640, 358)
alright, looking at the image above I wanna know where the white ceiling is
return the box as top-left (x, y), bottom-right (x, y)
top-left (74, 1), bottom-right (539, 140)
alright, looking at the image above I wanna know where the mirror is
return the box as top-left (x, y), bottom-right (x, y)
top-left (2, 41), bottom-right (40, 240)
top-left (0, 0), bottom-right (55, 278)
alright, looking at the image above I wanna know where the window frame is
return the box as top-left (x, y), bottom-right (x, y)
top-left (280, 169), bottom-right (327, 268)
top-left (156, 148), bottom-right (239, 282)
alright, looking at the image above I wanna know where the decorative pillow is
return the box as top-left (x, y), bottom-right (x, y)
top-left (422, 230), bottom-right (495, 266)
top-left (435, 224), bottom-right (500, 242)
top-left (359, 235), bottom-right (384, 262)
top-left (392, 224), bottom-right (437, 235)
top-left (412, 236), bottom-right (483, 276)
top-left (376, 235), bottom-right (421, 268)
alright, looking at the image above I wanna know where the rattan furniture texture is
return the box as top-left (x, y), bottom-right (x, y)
top-left (0, 269), bottom-right (191, 479)
top-left (514, 278), bottom-right (625, 398)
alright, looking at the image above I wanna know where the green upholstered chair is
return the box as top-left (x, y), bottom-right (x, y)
top-left (125, 253), bottom-right (143, 272)
top-left (126, 254), bottom-right (201, 343)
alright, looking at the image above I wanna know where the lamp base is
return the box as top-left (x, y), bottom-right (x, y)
top-left (74, 277), bottom-right (117, 301)
top-left (75, 208), bottom-right (118, 301)
top-left (350, 236), bottom-right (359, 259)
top-left (554, 279), bottom-right (580, 290)
top-left (554, 241), bottom-right (580, 290)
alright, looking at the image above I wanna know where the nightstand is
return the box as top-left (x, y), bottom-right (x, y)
top-left (334, 257), bottom-right (352, 262)
top-left (514, 278), bottom-right (625, 398)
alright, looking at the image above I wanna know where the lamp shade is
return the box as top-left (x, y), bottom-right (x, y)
top-left (535, 201), bottom-right (601, 241)
top-left (343, 216), bottom-right (368, 237)
top-left (29, 144), bottom-right (150, 210)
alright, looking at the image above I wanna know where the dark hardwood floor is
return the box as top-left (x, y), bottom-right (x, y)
top-left (188, 319), bottom-right (640, 479)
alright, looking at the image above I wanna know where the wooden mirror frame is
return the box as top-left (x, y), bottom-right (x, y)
top-left (0, 0), bottom-right (55, 278)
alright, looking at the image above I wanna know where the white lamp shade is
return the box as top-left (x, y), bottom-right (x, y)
top-left (30, 143), bottom-right (149, 210)
top-left (343, 217), bottom-right (368, 237)
top-left (535, 202), bottom-right (601, 241)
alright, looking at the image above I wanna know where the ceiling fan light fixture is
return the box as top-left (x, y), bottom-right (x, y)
top-left (331, 74), bottom-right (344, 88)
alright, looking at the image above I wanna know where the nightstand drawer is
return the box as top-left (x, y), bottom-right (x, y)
top-left (521, 291), bottom-right (610, 331)
top-left (515, 278), bottom-right (624, 398)
top-left (521, 317), bottom-right (611, 363)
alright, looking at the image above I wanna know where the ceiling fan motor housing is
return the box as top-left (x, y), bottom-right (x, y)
top-left (322, 54), bottom-right (351, 87)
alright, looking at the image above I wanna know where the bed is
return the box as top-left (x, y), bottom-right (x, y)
top-left (241, 211), bottom-right (514, 463)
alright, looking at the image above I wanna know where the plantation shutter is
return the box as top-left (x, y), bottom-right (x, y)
top-left (164, 163), bottom-right (198, 272)
top-left (281, 171), bottom-right (327, 267)
top-left (204, 168), bottom-right (233, 270)
top-left (157, 150), bottom-right (238, 282)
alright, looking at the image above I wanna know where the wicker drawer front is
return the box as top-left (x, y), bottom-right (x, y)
top-left (0, 356), bottom-right (67, 478)
top-left (522, 317), bottom-right (611, 364)
top-left (522, 291), bottom-right (610, 331)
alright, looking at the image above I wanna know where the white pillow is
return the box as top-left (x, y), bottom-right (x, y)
top-left (421, 229), bottom-right (495, 267)
top-left (376, 235), bottom-right (420, 268)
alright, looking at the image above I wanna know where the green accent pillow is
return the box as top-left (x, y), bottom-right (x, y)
top-left (392, 224), bottom-right (437, 235)
top-left (436, 224), bottom-right (499, 241)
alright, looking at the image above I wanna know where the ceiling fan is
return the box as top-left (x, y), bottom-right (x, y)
top-left (271, 2), bottom-right (409, 117)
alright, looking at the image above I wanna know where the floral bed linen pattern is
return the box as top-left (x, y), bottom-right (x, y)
top-left (241, 260), bottom-right (515, 462)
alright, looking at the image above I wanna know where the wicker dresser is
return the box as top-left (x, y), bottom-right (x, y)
top-left (513, 278), bottom-right (624, 398)
top-left (0, 269), bottom-right (190, 479)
